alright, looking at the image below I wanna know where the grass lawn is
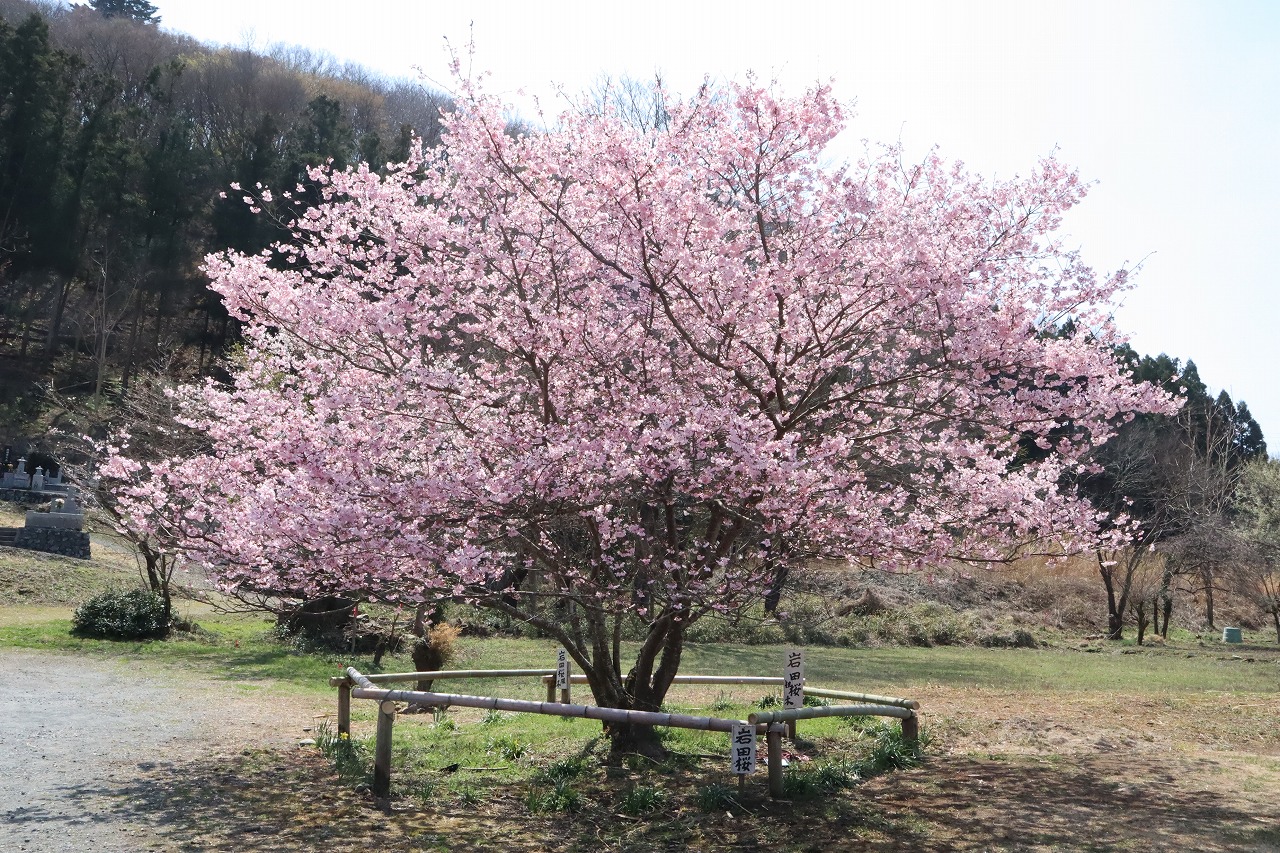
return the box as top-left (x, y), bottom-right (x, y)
top-left (3, 525), bottom-right (1279, 851)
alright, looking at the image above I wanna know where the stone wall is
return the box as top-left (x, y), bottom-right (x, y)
top-left (0, 489), bottom-right (49, 505)
top-left (24, 511), bottom-right (84, 530)
top-left (13, 527), bottom-right (91, 560)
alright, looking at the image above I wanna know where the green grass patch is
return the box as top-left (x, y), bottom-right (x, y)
top-left (0, 542), bottom-right (137, 605)
top-left (3, 608), bottom-right (1277, 699)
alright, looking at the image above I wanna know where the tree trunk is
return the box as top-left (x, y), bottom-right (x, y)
top-left (138, 540), bottom-right (172, 632)
top-left (120, 295), bottom-right (143, 394)
top-left (1134, 600), bottom-right (1147, 646)
top-left (1158, 565), bottom-right (1174, 639)
top-left (43, 274), bottom-right (71, 355)
top-left (1099, 559), bottom-right (1124, 640)
top-left (602, 720), bottom-right (666, 760)
top-left (410, 640), bottom-right (438, 693)
top-left (1202, 566), bottom-right (1216, 629)
top-left (1272, 608), bottom-right (1279, 645)
top-left (596, 615), bottom-right (686, 761)
top-left (410, 603), bottom-right (444, 692)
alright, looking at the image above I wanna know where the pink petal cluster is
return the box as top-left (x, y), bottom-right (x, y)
top-left (107, 78), bottom-right (1174, 627)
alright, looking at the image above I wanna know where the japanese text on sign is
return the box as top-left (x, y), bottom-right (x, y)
top-left (784, 647), bottom-right (805, 709)
top-left (729, 723), bottom-right (757, 775)
top-left (556, 647), bottom-right (570, 690)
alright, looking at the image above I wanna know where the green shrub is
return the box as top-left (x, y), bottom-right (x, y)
top-left (618, 784), bottom-right (668, 815)
top-left (71, 589), bottom-right (169, 639)
top-left (533, 756), bottom-right (588, 784)
top-left (315, 723), bottom-right (371, 784)
top-left (782, 759), bottom-right (860, 799)
top-left (756, 693), bottom-right (782, 709)
top-left (979, 629), bottom-right (1037, 649)
top-left (855, 721), bottom-right (928, 775)
top-left (486, 734), bottom-right (528, 761)
top-left (708, 692), bottom-right (737, 713)
top-left (525, 779), bottom-right (582, 813)
top-left (694, 783), bottom-right (742, 812)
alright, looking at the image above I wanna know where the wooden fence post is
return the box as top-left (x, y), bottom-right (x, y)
top-left (337, 679), bottom-right (351, 737)
top-left (544, 675), bottom-right (556, 703)
top-left (373, 700), bottom-right (396, 806)
top-left (901, 710), bottom-right (919, 744)
top-left (767, 723), bottom-right (785, 799)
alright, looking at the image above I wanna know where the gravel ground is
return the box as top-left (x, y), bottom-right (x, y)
top-left (0, 650), bottom-right (324, 853)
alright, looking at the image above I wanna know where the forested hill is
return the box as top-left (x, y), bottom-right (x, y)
top-left (0, 0), bottom-right (1267, 473)
top-left (0, 0), bottom-right (450, 437)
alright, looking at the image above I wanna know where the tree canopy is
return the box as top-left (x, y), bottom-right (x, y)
top-left (87, 0), bottom-right (159, 24)
top-left (105, 75), bottom-right (1171, 753)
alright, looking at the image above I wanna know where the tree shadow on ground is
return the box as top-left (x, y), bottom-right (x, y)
top-left (856, 752), bottom-right (1280, 852)
top-left (60, 747), bottom-right (1280, 852)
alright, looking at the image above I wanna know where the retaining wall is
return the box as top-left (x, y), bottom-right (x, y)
top-left (13, 527), bottom-right (91, 560)
top-left (0, 489), bottom-right (49, 505)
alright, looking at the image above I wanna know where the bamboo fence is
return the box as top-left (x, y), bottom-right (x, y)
top-left (331, 664), bottom-right (920, 801)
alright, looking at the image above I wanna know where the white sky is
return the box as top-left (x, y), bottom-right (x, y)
top-left (154, 0), bottom-right (1280, 441)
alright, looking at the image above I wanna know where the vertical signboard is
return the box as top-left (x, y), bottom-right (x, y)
top-left (729, 723), bottom-right (757, 775)
top-left (556, 647), bottom-right (570, 690)
top-left (783, 647), bottom-right (804, 709)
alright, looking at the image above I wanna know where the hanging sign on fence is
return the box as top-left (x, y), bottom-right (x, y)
top-left (783, 647), bottom-right (805, 709)
top-left (729, 723), bottom-right (757, 775)
top-left (556, 647), bottom-right (570, 690)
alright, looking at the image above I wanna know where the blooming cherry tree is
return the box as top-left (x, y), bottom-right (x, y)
top-left (108, 77), bottom-right (1171, 754)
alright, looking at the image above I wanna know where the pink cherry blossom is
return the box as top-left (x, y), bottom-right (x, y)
top-left (105, 75), bottom-right (1173, 746)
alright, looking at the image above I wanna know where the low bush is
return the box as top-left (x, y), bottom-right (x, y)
top-left (486, 734), bottom-right (528, 761)
top-left (532, 756), bottom-right (588, 784)
top-left (782, 759), bottom-right (860, 799)
top-left (71, 588), bottom-right (169, 639)
top-left (846, 720), bottom-right (929, 775)
top-left (694, 782), bottom-right (742, 812)
top-left (315, 723), bottom-right (370, 785)
top-left (618, 784), bottom-right (668, 815)
top-left (524, 779), bottom-right (582, 813)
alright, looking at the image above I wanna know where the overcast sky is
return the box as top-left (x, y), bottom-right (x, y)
top-left (152, 0), bottom-right (1280, 442)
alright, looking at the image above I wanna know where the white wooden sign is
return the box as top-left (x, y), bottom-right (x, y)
top-left (556, 647), bottom-right (570, 690)
top-left (783, 647), bottom-right (805, 709)
top-left (729, 723), bottom-right (757, 775)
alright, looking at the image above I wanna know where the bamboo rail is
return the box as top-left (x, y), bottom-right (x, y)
top-left (335, 671), bottom-right (918, 706)
top-left (539, 674), bottom-right (785, 686)
top-left (749, 704), bottom-right (914, 725)
top-left (330, 669), bottom-right (558, 685)
top-left (328, 670), bottom-right (787, 687)
top-left (797, 688), bottom-right (921, 710)
top-left (335, 666), bottom-right (922, 800)
top-left (346, 669), bottom-right (754, 734)
top-left (329, 669), bottom-right (790, 707)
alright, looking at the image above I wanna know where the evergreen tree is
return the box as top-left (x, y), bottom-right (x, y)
top-left (88, 0), bottom-right (160, 24)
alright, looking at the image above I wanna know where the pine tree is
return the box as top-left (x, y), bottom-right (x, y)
top-left (88, 0), bottom-right (161, 24)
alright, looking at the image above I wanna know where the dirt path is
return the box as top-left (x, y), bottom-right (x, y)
top-left (1, 650), bottom-right (326, 852)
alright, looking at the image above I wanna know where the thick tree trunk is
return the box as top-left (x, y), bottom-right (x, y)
top-left (589, 614), bottom-right (686, 761)
top-left (603, 720), bottom-right (666, 760)
top-left (411, 603), bottom-right (444, 692)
